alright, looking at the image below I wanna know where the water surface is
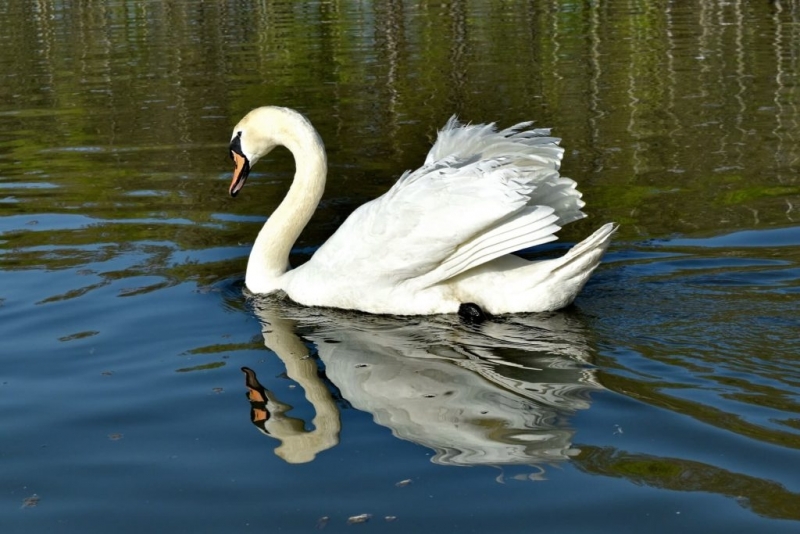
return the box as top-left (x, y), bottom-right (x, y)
top-left (2, 1), bottom-right (799, 532)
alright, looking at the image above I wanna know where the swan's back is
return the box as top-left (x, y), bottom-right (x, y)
top-left (281, 117), bottom-right (609, 314)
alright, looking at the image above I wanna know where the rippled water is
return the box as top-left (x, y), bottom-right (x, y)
top-left (2, 1), bottom-right (800, 532)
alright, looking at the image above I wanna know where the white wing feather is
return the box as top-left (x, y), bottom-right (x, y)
top-left (305, 118), bottom-right (586, 288)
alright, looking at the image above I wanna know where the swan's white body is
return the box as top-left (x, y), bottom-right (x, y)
top-left (228, 106), bottom-right (615, 315)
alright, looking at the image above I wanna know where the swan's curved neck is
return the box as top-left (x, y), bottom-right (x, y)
top-left (246, 112), bottom-right (327, 292)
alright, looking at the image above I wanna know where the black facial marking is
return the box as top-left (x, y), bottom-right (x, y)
top-left (229, 131), bottom-right (244, 159)
top-left (229, 131), bottom-right (251, 198)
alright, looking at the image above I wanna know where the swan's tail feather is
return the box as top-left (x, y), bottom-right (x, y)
top-left (501, 222), bottom-right (616, 313)
top-left (550, 222), bottom-right (617, 280)
top-left (451, 222), bottom-right (617, 314)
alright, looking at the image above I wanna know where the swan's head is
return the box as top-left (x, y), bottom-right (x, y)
top-left (228, 107), bottom-right (283, 197)
top-left (228, 106), bottom-right (325, 198)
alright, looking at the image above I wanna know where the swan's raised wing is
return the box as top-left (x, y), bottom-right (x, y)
top-left (425, 117), bottom-right (586, 226)
top-left (307, 119), bottom-right (586, 289)
top-left (426, 117), bottom-right (562, 169)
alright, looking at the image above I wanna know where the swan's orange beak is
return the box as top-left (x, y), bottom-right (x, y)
top-left (229, 152), bottom-right (250, 197)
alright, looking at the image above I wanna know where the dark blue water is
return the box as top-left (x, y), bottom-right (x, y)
top-left (2, 1), bottom-right (800, 532)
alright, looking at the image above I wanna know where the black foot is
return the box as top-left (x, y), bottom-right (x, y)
top-left (458, 302), bottom-right (488, 325)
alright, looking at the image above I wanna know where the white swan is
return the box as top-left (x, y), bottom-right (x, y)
top-left (228, 106), bottom-right (615, 315)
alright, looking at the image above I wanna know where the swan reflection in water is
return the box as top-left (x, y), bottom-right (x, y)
top-left (243, 296), bottom-right (603, 470)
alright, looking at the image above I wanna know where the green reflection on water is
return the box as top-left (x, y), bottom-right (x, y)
top-left (577, 446), bottom-right (800, 521)
top-left (1, 0), bottom-right (798, 264)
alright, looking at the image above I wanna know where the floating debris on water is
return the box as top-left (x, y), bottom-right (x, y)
top-left (346, 513), bottom-right (372, 525)
top-left (21, 494), bottom-right (40, 508)
top-left (58, 330), bottom-right (100, 342)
